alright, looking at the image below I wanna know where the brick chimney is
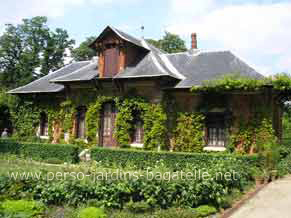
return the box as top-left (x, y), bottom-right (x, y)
top-left (191, 33), bottom-right (197, 49)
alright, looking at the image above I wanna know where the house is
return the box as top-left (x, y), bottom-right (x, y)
top-left (9, 26), bottom-right (282, 152)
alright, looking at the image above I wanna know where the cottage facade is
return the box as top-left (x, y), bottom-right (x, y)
top-left (9, 26), bottom-right (282, 151)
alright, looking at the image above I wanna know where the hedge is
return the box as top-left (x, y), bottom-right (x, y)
top-left (0, 139), bottom-right (79, 163)
top-left (91, 147), bottom-right (264, 170)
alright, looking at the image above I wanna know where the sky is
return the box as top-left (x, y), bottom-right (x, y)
top-left (0, 0), bottom-right (290, 76)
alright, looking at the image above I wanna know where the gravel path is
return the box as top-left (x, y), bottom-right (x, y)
top-left (230, 176), bottom-right (291, 218)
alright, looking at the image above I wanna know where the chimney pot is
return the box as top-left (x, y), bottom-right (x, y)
top-left (191, 33), bottom-right (197, 49)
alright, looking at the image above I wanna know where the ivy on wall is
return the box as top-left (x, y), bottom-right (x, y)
top-left (85, 96), bottom-right (117, 143)
top-left (173, 112), bottom-right (205, 152)
top-left (191, 73), bottom-right (291, 93)
top-left (11, 101), bottom-right (41, 140)
top-left (228, 118), bottom-right (277, 154)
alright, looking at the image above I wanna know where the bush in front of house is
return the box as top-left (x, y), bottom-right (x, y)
top-left (1, 200), bottom-right (45, 217)
top-left (0, 157), bottom-right (254, 209)
top-left (194, 205), bottom-right (217, 218)
top-left (91, 147), bottom-right (263, 170)
top-left (0, 139), bottom-right (22, 154)
top-left (78, 207), bottom-right (107, 218)
top-left (0, 139), bottom-right (79, 163)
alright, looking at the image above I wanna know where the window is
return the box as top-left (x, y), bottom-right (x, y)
top-left (132, 120), bottom-right (144, 144)
top-left (39, 112), bottom-right (48, 136)
top-left (76, 107), bottom-right (86, 139)
top-left (131, 111), bottom-right (144, 144)
top-left (101, 102), bottom-right (118, 147)
top-left (206, 113), bottom-right (226, 147)
top-left (103, 103), bottom-right (112, 137)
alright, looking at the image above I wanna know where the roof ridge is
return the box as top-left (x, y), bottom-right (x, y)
top-left (159, 54), bottom-right (185, 80)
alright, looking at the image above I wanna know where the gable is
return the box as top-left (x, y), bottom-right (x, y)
top-left (91, 27), bottom-right (148, 78)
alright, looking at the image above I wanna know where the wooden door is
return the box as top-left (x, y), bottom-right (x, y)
top-left (100, 103), bottom-right (117, 147)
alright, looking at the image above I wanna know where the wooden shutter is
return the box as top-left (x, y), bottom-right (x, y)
top-left (104, 47), bottom-right (119, 77)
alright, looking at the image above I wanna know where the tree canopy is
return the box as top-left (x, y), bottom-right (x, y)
top-left (146, 31), bottom-right (187, 53)
top-left (71, 36), bottom-right (97, 61)
top-left (0, 16), bottom-right (75, 89)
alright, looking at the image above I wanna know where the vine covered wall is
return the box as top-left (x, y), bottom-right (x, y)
top-left (6, 73), bottom-right (286, 154)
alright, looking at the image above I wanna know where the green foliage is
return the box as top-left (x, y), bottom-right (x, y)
top-left (0, 89), bottom-right (17, 133)
top-left (86, 96), bottom-right (117, 143)
top-left (72, 36), bottom-right (97, 61)
top-left (1, 200), bottom-right (45, 218)
top-left (143, 104), bottom-right (167, 150)
top-left (270, 73), bottom-right (291, 91)
top-left (191, 74), bottom-right (264, 93)
top-left (228, 118), bottom-right (278, 155)
top-left (191, 73), bottom-right (291, 93)
top-left (78, 207), bottom-right (107, 218)
top-left (194, 205), bottom-right (217, 218)
top-left (0, 16), bottom-right (74, 89)
top-left (0, 157), bottom-right (255, 209)
top-left (173, 113), bottom-right (205, 152)
top-left (124, 200), bottom-right (151, 213)
top-left (277, 153), bottom-right (291, 176)
top-left (91, 147), bottom-right (263, 170)
top-left (154, 208), bottom-right (196, 218)
top-left (0, 139), bottom-right (79, 163)
top-left (0, 139), bottom-right (21, 154)
top-left (146, 32), bottom-right (187, 54)
top-left (10, 101), bottom-right (41, 140)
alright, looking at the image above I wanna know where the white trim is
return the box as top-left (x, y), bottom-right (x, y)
top-left (203, 147), bottom-right (226, 151)
top-left (130, 143), bottom-right (144, 148)
top-left (39, 135), bottom-right (49, 140)
top-left (115, 74), bottom-right (166, 78)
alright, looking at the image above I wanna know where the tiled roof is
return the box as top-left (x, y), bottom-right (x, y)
top-left (9, 26), bottom-right (264, 94)
top-left (8, 61), bottom-right (90, 94)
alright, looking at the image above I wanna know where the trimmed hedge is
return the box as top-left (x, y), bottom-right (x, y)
top-left (91, 147), bottom-right (264, 170)
top-left (0, 139), bottom-right (79, 163)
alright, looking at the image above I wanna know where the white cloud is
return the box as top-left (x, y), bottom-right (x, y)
top-left (167, 0), bottom-right (291, 75)
top-left (0, 0), bottom-right (84, 27)
top-left (0, 0), bottom-right (139, 27)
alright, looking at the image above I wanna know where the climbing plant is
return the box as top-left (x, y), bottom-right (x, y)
top-left (191, 73), bottom-right (291, 93)
top-left (85, 96), bottom-right (117, 143)
top-left (173, 112), bottom-right (205, 152)
top-left (143, 103), bottom-right (167, 150)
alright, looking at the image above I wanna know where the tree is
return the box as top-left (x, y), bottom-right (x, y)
top-left (146, 31), bottom-right (187, 53)
top-left (0, 16), bottom-right (75, 88)
top-left (71, 36), bottom-right (97, 61)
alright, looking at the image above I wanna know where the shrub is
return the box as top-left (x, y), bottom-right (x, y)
top-left (154, 208), bottom-right (196, 218)
top-left (194, 205), bottom-right (217, 218)
top-left (124, 200), bottom-right (151, 213)
top-left (0, 139), bottom-right (79, 163)
top-left (0, 139), bottom-right (21, 154)
top-left (78, 207), bottom-right (107, 218)
top-left (110, 211), bottom-right (150, 218)
top-left (1, 200), bottom-right (45, 217)
top-left (0, 156), bottom-right (254, 209)
top-left (21, 142), bottom-right (79, 163)
top-left (91, 147), bottom-right (263, 170)
top-left (277, 153), bottom-right (291, 177)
